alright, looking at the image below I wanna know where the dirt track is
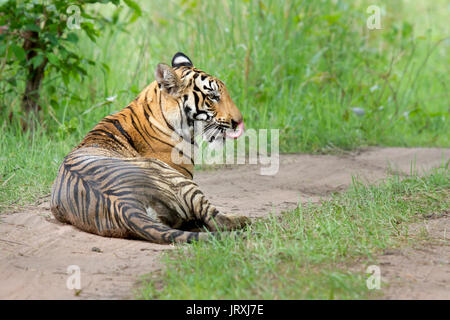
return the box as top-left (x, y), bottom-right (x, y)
top-left (0, 147), bottom-right (448, 299)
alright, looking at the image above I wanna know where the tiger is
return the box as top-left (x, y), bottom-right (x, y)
top-left (50, 52), bottom-right (250, 244)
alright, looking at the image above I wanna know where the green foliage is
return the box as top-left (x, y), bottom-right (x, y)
top-left (0, 0), bottom-right (141, 113)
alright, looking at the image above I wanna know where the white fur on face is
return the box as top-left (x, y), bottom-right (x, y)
top-left (195, 113), bottom-right (208, 120)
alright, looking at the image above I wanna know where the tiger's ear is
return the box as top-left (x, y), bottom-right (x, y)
top-left (171, 52), bottom-right (193, 68)
top-left (155, 63), bottom-right (182, 96)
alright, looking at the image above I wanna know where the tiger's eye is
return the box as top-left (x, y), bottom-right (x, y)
top-left (210, 94), bottom-right (220, 102)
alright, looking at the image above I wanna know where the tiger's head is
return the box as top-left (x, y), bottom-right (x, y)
top-left (154, 52), bottom-right (244, 145)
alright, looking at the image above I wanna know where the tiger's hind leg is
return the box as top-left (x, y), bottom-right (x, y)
top-left (175, 180), bottom-right (251, 232)
top-left (120, 205), bottom-right (219, 244)
top-left (132, 157), bottom-right (251, 233)
top-left (116, 192), bottom-right (245, 243)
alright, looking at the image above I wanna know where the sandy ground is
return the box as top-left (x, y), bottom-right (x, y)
top-left (378, 214), bottom-right (449, 299)
top-left (0, 147), bottom-right (448, 299)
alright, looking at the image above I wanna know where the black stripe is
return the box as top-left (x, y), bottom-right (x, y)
top-left (127, 107), bottom-right (154, 151)
top-left (89, 129), bottom-right (128, 150)
top-left (193, 91), bottom-right (200, 112)
top-left (172, 164), bottom-right (193, 179)
top-left (189, 190), bottom-right (203, 216)
top-left (187, 231), bottom-right (199, 243)
top-left (103, 118), bottom-right (138, 151)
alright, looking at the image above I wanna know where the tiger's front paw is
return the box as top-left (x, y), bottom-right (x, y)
top-left (211, 213), bottom-right (251, 231)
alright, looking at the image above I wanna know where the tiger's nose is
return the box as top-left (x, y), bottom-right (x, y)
top-left (231, 112), bottom-right (243, 129)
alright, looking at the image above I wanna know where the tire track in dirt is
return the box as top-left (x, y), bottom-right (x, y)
top-left (0, 147), bottom-right (448, 299)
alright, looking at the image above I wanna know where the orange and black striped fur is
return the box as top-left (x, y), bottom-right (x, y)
top-left (50, 52), bottom-right (250, 244)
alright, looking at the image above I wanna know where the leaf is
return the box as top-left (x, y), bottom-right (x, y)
top-left (43, 32), bottom-right (59, 45)
top-left (30, 54), bottom-right (44, 68)
top-left (100, 62), bottom-right (110, 74)
top-left (81, 22), bottom-right (99, 42)
top-left (46, 52), bottom-right (59, 66)
top-left (109, 0), bottom-right (121, 5)
top-left (65, 32), bottom-right (79, 43)
top-left (123, 0), bottom-right (142, 16)
top-left (11, 43), bottom-right (26, 61)
top-left (85, 58), bottom-right (96, 66)
top-left (124, 0), bottom-right (142, 23)
top-left (24, 23), bottom-right (40, 32)
top-left (75, 65), bottom-right (87, 76)
top-left (128, 12), bottom-right (140, 23)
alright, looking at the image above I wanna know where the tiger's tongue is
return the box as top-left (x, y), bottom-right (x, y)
top-left (225, 121), bottom-right (244, 139)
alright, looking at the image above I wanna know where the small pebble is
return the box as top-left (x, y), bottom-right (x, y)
top-left (91, 247), bottom-right (102, 253)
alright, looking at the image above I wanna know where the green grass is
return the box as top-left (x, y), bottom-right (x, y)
top-left (0, 124), bottom-right (76, 210)
top-left (137, 166), bottom-right (449, 300)
top-left (0, 0), bottom-right (449, 208)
